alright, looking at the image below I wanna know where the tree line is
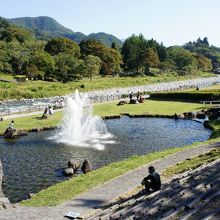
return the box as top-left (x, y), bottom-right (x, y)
top-left (0, 18), bottom-right (218, 82)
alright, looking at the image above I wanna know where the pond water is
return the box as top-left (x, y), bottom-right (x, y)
top-left (0, 117), bottom-right (211, 203)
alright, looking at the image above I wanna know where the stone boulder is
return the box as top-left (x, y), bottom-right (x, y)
top-left (183, 112), bottom-right (195, 118)
top-left (63, 167), bottom-right (74, 176)
top-left (4, 128), bottom-right (28, 138)
top-left (81, 160), bottom-right (92, 174)
top-left (67, 159), bottom-right (80, 173)
top-left (196, 113), bottom-right (206, 119)
top-left (63, 159), bottom-right (80, 176)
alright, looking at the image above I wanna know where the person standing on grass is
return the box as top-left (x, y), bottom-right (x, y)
top-left (129, 92), bottom-right (133, 101)
top-left (137, 91), bottom-right (140, 101)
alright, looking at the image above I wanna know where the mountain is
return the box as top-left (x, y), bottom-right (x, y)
top-left (9, 16), bottom-right (74, 38)
top-left (8, 16), bottom-right (123, 47)
top-left (86, 32), bottom-right (123, 48)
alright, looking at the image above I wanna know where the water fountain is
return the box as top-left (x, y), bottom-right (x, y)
top-left (54, 90), bottom-right (113, 150)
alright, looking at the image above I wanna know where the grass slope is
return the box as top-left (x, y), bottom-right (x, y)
top-left (162, 148), bottom-right (220, 178)
top-left (0, 71), bottom-right (214, 100)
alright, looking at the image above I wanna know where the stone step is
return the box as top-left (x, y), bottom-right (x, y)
top-left (118, 171), bottom-right (220, 219)
top-left (88, 173), bottom-right (219, 220)
top-left (162, 179), bottom-right (220, 219)
top-left (180, 191), bottom-right (220, 220)
top-left (87, 159), bottom-right (220, 220)
top-left (113, 168), bottom-right (220, 217)
top-left (201, 207), bottom-right (220, 220)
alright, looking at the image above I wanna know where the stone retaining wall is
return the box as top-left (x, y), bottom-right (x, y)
top-left (0, 160), bottom-right (10, 206)
top-left (0, 161), bottom-right (4, 197)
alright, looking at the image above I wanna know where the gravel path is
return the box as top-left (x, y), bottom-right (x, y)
top-left (0, 142), bottom-right (219, 220)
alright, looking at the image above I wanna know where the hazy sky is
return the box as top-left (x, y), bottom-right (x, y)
top-left (1, 0), bottom-right (220, 46)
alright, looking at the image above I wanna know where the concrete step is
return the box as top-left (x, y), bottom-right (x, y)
top-left (162, 176), bottom-right (220, 219)
top-left (86, 159), bottom-right (220, 220)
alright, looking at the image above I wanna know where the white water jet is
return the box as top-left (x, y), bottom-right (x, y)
top-left (55, 90), bottom-right (113, 150)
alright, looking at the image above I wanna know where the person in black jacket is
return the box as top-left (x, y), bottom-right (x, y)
top-left (142, 166), bottom-right (161, 192)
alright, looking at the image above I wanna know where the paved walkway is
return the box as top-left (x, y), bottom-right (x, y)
top-left (0, 142), bottom-right (219, 220)
top-left (3, 109), bottom-right (63, 120)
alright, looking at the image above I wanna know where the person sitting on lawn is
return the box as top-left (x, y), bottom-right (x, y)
top-left (48, 106), bottom-right (54, 115)
top-left (8, 120), bottom-right (14, 130)
top-left (139, 95), bottom-right (144, 103)
top-left (141, 166), bottom-right (161, 193)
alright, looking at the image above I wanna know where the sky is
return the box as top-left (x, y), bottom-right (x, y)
top-left (1, 0), bottom-right (220, 47)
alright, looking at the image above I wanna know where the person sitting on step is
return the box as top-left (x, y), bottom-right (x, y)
top-left (141, 166), bottom-right (161, 193)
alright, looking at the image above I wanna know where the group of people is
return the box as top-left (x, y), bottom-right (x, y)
top-left (43, 106), bottom-right (54, 115)
top-left (54, 99), bottom-right (64, 110)
top-left (42, 106), bottom-right (54, 119)
top-left (129, 91), bottom-right (144, 103)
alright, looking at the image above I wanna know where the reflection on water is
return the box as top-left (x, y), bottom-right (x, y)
top-left (0, 117), bottom-right (211, 203)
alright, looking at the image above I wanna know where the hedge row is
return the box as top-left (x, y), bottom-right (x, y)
top-left (150, 91), bottom-right (220, 102)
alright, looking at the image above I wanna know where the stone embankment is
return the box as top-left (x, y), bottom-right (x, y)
top-left (88, 158), bottom-right (220, 220)
top-left (0, 76), bottom-right (220, 116)
top-left (0, 161), bottom-right (11, 209)
top-left (85, 76), bottom-right (220, 103)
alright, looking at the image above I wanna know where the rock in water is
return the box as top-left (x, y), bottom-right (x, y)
top-left (63, 167), bottom-right (74, 176)
top-left (81, 160), bottom-right (92, 174)
top-left (67, 159), bottom-right (80, 173)
top-left (4, 128), bottom-right (28, 138)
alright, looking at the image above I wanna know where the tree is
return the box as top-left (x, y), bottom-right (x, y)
top-left (54, 53), bottom-right (81, 82)
top-left (143, 48), bottom-right (160, 73)
top-left (30, 51), bottom-right (55, 79)
top-left (25, 64), bottom-right (39, 79)
top-left (80, 39), bottom-right (105, 57)
top-left (98, 48), bottom-right (122, 75)
top-left (183, 38), bottom-right (220, 69)
top-left (121, 34), bottom-right (149, 72)
top-left (193, 53), bottom-right (212, 71)
top-left (202, 37), bottom-right (209, 46)
top-left (158, 59), bottom-right (175, 72)
top-left (0, 41), bottom-right (12, 73)
top-left (80, 39), bottom-right (122, 75)
top-left (156, 43), bottom-right (168, 61)
top-left (7, 41), bottom-right (31, 74)
top-left (45, 37), bottom-right (80, 57)
top-left (168, 46), bottom-right (197, 70)
top-left (111, 42), bottom-right (117, 50)
top-left (83, 55), bottom-right (102, 81)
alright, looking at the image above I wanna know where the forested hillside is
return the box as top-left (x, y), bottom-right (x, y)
top-left (0, 17), bottom-right (219, 85)
top-left (184, 37), bottom-right (220, 70)
top-left (8, 16), bottom-right (123, 48)
top-left (9, 16), bottom-right (74, 38)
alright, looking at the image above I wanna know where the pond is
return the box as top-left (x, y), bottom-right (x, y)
top-left (0, 117), bottom-right (211, 203)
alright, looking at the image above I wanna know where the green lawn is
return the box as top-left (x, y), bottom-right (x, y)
top-left (207, 120), bottom-right (220, 139)
top-left (0, 100), bottom-right (203, 134)
top-left (94, 100), bottom-right (203, 116)
top-left (0, 111), bottom-right (63, 135)
top-left (162, 148), bottom-right (220, 178)
top-left (0, 71), bottom-right (214, 100)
